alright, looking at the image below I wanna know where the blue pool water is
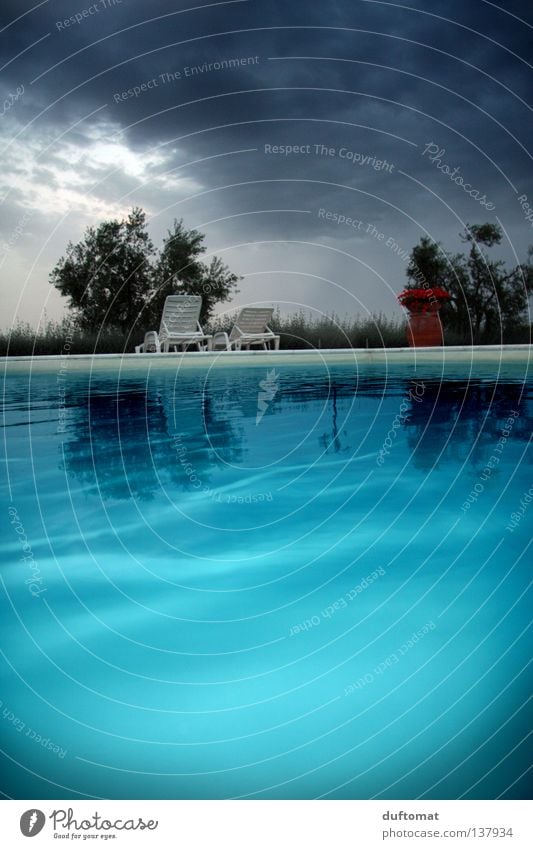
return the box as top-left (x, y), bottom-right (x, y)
top-left (1, 356), bottom-right (531, 799)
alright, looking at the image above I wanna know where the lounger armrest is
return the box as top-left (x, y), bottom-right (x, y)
top-left (212, 332), bottom-right (230, 350)
top-left (265, 326), bottom-right (280, 348)
top-left (135, 331), bottom-right (161, 353)
top-left (197, 322), bottom-right (213, 343)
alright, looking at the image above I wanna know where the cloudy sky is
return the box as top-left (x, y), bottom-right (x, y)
top-left (1, 0), bottom-right (532, 329)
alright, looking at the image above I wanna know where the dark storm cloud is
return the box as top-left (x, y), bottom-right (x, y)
top-left (3, 1), bottom-right (529, 135)
top-left (1, 0), bottom-right (532, 324)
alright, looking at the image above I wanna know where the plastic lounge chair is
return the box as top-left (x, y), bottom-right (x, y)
top-left (135, 331), bottom-right (161, 354)
top-left (212, 307), bottom-right (280, 351)
top-left (136, 295), bottom-right (212, 353)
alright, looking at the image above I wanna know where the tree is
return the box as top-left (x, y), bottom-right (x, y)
top-left (148, 219), bottom-right (240, 325)
top-left (50, 208), bottom-right (155, 333)
top-left (51, 212), bottom-right (241, 335)
top-left (200, 256), bottom-right (241, 322)
top-left (406, 225), bottom-right (532, 343)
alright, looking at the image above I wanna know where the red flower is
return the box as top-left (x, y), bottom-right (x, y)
top-left (398, 287), bottom-right (450, 313)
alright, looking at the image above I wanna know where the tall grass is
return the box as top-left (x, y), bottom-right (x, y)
top-left (0, 318), bottom-right (131, 356)
top-left (212, 309), bottom-right (407, 348)
top-left (1, 312), bottom-right (530, 356)
top-left (271, 309), bottom-right (406, 349)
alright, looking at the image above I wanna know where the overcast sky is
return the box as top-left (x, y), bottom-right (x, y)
top-left (1, 0), bottom-right (532, 329)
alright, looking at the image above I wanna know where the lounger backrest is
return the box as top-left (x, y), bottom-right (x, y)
top-left (229, 307), bottom-right (274, 340)
top-left (160, 295), bottom-right (202, 334)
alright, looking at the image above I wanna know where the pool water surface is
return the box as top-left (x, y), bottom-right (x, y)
top-left (1, 356), bottom-right (531, 799)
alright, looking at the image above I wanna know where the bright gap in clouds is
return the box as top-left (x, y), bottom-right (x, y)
top-left (1, 118), bottom-right (201, 218)
top-left (0, 117), bottom-right (203, 326)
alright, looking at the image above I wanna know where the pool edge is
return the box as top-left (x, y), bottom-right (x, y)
top-left (1, 344), bottom-right (531, 373)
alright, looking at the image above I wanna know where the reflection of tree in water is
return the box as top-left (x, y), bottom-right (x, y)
top-left (319, 385), bottom-right (351, 454)
top-left (61, 371), bottom-right (530, 495)
top-left (403, 380), bottom-right (531, 471)
top-left (61, 377), bottom-right (244, 501)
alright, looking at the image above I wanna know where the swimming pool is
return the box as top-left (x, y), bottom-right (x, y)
top-left (1, 348), bottom-right (531, 799)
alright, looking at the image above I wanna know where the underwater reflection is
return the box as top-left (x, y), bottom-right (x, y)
top-left (60, 371), bottom-right (532, 500)
top-left (402, 380), bottom-right (531, 471)
top-left (61, 377), bottom-right (245, 501)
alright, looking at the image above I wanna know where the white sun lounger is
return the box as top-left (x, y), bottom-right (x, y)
top-left (212, 307), bottom-right (280, 351)
top-left (135, 295), bottom-right (212, 353)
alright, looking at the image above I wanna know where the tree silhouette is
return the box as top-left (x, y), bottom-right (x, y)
top-left (407, 225), bottom-right (532, 343)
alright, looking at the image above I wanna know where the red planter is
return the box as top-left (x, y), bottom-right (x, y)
top-left (406, 308), bottom-right (443, 347)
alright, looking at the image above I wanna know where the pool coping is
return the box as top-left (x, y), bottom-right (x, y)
top-left (1, 343), bottom-right (532, 372)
